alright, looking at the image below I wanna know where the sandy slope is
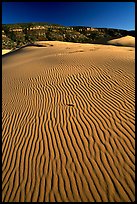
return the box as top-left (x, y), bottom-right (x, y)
top-left (2, 49), bottom-right (12, 55)
top-left (2, 40), bottom-right (135, 202)
top-left (107, 35), bottom-right (135, 47)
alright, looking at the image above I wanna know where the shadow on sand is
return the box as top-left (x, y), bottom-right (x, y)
top-left (2, 43), bottom-right (48, 58)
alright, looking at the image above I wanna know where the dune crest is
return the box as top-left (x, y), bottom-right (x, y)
top-left (107, 35), bottom-right (135, 47)
top-left (2, 41), bottom-right (135, 202)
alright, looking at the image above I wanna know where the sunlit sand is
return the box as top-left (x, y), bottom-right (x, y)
top-left (2, 38), bottom-right (135, 202)
top-left (2, 49), bottom-right (12, 55)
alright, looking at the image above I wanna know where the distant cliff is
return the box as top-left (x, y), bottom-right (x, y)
top-left (2, 22), bottom-right (135, 49)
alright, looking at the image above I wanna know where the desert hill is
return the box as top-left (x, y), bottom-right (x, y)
top-left (2, 22), bottom-right (135, 50)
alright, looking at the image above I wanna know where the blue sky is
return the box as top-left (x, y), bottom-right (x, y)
top-left (2, 2), bottom-right (135, 30)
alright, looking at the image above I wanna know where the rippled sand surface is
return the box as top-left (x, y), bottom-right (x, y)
top-left (2, 40), bottom-right (135, 202)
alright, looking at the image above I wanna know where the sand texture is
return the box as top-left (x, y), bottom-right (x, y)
top-left (2, 40), bottom-right (135, 202)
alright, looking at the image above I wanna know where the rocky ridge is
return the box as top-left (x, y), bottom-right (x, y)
top-left (2, 22), bottom-right (135, 49)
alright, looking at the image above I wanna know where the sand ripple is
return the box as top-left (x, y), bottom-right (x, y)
top-left (2, 41), bottom-right (135, 202)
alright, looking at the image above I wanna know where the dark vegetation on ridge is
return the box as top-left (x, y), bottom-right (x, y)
top-left (2, 22), bottom-right (135, 49)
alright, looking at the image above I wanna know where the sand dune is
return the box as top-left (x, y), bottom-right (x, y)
top-left (2, 49), bottom-right (12, 55)
top-left (107, 35), bottom-right (135, 47)
top-left (2, 41), bottom-right (135, 202)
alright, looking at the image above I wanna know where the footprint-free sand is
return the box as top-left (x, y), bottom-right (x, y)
top-left (2, 38), bottom-right (135, 202)
top-left (2, 49), bottom-right (12, 55)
